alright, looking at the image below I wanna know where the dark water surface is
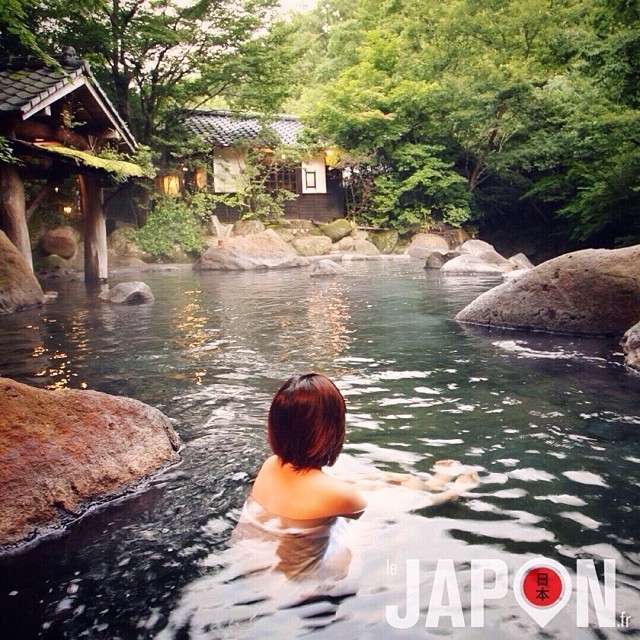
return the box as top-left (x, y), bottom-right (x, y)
top-left (0, 261), bottom-right (638, 639)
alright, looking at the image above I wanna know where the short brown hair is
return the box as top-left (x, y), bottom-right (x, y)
top-left (267, 372), bottom-right (346, 470)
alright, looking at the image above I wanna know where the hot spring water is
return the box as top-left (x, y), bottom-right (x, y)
top-left (0, 261), bottom-right (638, 639)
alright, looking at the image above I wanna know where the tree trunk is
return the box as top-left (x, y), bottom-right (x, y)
top-left (79, 173), bottom-right (108, 282)
top-left (0, 163), bottom-right (33, 271)
top-left (112, 70), bottom-right (137, 139)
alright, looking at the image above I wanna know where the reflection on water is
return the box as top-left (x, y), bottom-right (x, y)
top-left (294, 281), bottom-right (351, 368)
top-left (172, 288), bottom-right (224, 384)
top-left (0, 262), bottom-right (638, 639)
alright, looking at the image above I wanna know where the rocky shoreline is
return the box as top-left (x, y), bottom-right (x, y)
top-left (3, 215), bottom-right (639, 371)
top-left (110, 225), bottom-right (640, 373)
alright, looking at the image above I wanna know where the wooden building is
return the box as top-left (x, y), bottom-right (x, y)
top-left (183, 109), bottom-right (346, 223)
top-left (0, 48), bottom-right (144, 282)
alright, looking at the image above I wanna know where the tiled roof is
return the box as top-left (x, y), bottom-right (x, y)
top-left (184, 109), bottom-right (303, 146)
top-left (0, 48), bottom-right (136, 151)
top-left (0, 50), bottom-right (85, 116)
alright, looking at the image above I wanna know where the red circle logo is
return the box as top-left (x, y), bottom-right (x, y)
top-left (521, 566), bottom-right (563, 607)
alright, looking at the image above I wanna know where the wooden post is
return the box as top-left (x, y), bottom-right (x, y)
top-left (0, 162), bottom-right (33, 271)
top-left (78, 173), bottom-right (108, 282)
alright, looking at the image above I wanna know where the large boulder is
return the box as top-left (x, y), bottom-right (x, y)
top-left (509, 252), bottom-right (535, 270)
top-left (100, 281), bottom-right (154, 304)
top-left (0, 230), bottom-right (44, 314)
top-left (320, 218), bottom-right (352, 242)
top-left (108, 227), bottom-right (149, 261)
top-left (311, 259), bottom-right (348, 277)
top-left (621, 321), bottom-right (640, 373)
top-left (441, 251), bottom-right (517, 274)
top-left (196, 229), bottom-right (309, 270)
top-left (337, 236), bottom-right (355, 252)
top-left (108, 226), bottom-right (132, 256)
top-left (405, 233), bottom-right (450, 258)
top-left (369, 229), bottom-right (399, 254)
top-left (0, 377), bottom-right (181, 549)
top-left (354, 238), bottom-right (380, 256)
top-left (446, 227), bottom-right (471, 248)
top-left (455, 245), bottom-right (640, 336)
top-left (165, 245), bottom-right (192, 264)
top-left (279, 219), bottom-right (315, 232)
top-left (109, 256), bottom-right (148, 269)
top-left (439, 238), bottom-right (518, 275)
top-left (459, 239), bottom-right (497, 255)
top-left (40, 226), bottom-right (79, 260)
top-left (291, 235), bottom-right (333, 256)
top-left (271, 227), bottom-right (295, 244)
top-left (35, 243), bottom-right (85, 275)
top-left (35, 263), bottom-right (80, 282)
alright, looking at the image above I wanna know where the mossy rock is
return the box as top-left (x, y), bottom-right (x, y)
top-left (320, 218), bottom-right (352, 242)
top-left (0, 231), bottom-right (45, 313)
top-left (166, 245), bottom-right (193, 264)
top-left (354, 238), bottom-right (380, 256)
top-left (271, 227), bottom-right (295, 243)
top-left (337, 236), bottom-right (355, 251)
top-left (291, 235), bottom-right (333, 256)
top-left (369, 229), bottom-right (399, 254)
top-left (108, 228), bottom-right (150, 261)
top-left (108, 227), bottom-right (137, 256)
top-left (280, 219), bottom-right (315, 231)
top-left (233, 220), bottom-right (265, 236)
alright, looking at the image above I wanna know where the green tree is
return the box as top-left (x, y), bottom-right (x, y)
top-left (0, 0), bottom-right (55, 61)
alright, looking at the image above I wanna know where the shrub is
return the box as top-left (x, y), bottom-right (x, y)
top-left (134, 195), bottom-right (206, 261)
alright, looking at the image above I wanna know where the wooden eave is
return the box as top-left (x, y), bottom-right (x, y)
top-left (21, 64), bottom-right (137, 153)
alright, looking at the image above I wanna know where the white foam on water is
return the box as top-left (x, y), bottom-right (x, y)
top-left (508, 468), bottom-right (557, 482)
top-left (534, 494), bottom-right (588, 506)
top-left (559, 511), bottom-right (602, 530)
top-left (562, 470), bottom-right (609, 487)
top-left (493, 339), bottom-right (607, 363)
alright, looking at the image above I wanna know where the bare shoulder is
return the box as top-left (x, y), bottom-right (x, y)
top-left (252, 457), bottom-right (366, 519)
top-left (320, 473), bottom-right (367, 517)
top-left (253, 455), bottom-right (278, 480)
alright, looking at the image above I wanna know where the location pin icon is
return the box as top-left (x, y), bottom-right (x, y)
top-left (513, 558), bottom-right (572, 628)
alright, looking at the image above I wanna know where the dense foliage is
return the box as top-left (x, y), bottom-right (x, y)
top-left (2, 0), bottom-right (638, 251)
top-left (286, 0), bottom-right (639, 246)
